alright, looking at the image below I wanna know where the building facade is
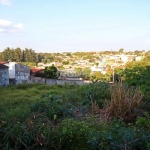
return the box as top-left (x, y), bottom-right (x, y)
top-left (6, 62), bottom-right (30, 84)
top-left (0, 64), bottom-right (9, 86)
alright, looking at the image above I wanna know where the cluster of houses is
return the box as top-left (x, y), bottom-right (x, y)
top-left (0, 61), bottom-right (30, 86)
top-left (0, 54), bottom-right (144, 86)
top-left (36, 54), bottom-right (143, 76)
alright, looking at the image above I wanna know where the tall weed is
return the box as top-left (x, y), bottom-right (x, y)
top-left (104, 83), bottom-right (144, 122)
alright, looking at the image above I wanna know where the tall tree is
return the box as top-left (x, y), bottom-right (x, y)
top-left (0, 52), bottom-right (4, 61)
top-left (14, 47), bottom-right (21, 62)
top-left (21, 50), bottom-right (25, 62)
top-left (119, 48), bottom-right (124, 54)
top-left (3, 47), bottom-right (13, 61)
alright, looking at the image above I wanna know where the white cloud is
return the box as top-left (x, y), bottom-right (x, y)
top-left (14, 23), bottom-right (23, 29)
top-left (0, 28), bottom-right (5, 32)
top-left (0, 19), bottom-right (23, 33)
top-left (0, 0), bottom-right (11, 5)
top-left (0, 19), bottom-right (12, 26)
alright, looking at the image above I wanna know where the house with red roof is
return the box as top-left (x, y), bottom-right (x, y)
top-left (31, 68), bottom-right (45, 77)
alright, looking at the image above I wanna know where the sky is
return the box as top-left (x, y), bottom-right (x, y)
top-left (0, 0), bottom-right (150, 53)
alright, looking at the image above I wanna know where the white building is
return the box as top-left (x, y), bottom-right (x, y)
top-left (5, 62), bottom-right (30, 84)
top-left (135, 56), bottom-right (143, 61)
top-left (118, 55), bottom-right (136, 63)
top-left (90, 66), bottom-right (106, 74)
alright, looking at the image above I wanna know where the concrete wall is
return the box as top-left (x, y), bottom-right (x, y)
top-left (64, 77), bottom-right (83, 80)
top-left (15, 64), bottom-right (30, 81)
top-left (30, 77), bottom-right (91, 85)
top-left (5, 62), bottom-right (30, 85)
top-left (0, 67), bottom-right (9, 86)
top-left (46, 78), bottom-right (57, 85)
top-left (30, 77), bottom-right (45, 84)
top-left (55, 79), bottom-right (84, 85)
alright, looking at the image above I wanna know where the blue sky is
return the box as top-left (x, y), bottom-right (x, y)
top-left (0, 0), bottom-right (150, 53)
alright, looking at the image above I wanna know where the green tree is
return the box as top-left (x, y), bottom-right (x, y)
top-left (44, 65), bottom-right (58, 78)
top-left (66, 53), bottom-right (71, 56)
top-left (95, 62), bottom-right (99, 66)
top-left (0, 52), bottom-right (4, 61)
top-left (24, 48), bottom-right (36, 62)
top-left (35, 54), bottom-right (40, 65)
top-left (3, 47), bottom-right (13, 61)
top-left (74, 67), bottom-right (82, 76)
top-left (122, 58), bottom-right (150, 93)
top-left (119, 48), bottom-right (124, 54)
top-left (91, 71), bottom-right (104, 81)
top-left (62, 61), bottom-right (69, 65)
top-left (14, 47), bottom-right (21, 62)
top-left (21, 50), bottom-right (25, 62)
top-left (104, 72), bottom-right (111, 81)
top-left (134, 50), bottom-right (143, 56)
top-left (82, 68), bottom-right (91, 79)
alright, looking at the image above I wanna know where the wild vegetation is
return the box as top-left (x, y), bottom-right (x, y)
top-left (1, 49), bottom-right (150, 149)
top-left (0, 81), bottom-right (150, 150)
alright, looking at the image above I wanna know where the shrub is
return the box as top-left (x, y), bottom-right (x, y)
top-left (57, 118), bottom-right (108, 149)
top-left (80, 82), bottom-right (110, 108)
top-left (136, 117), bottom-right (150, 129)
top-left (103, 119), bottom-right (150, 150)
top-left (44, 65), bottom-right (57, 78)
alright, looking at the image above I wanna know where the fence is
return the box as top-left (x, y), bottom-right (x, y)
top-left (30, 77), bottom-right (91, 85)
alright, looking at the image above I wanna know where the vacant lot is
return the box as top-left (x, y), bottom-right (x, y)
top-left (0, 83), bottom-right (150, 150)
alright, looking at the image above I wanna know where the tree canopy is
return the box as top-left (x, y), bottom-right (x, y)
top-left (44, 65), bottom-right (58, 78)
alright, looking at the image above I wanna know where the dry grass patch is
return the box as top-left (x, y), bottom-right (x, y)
top-left (104, 83), bottom-right (144, 123)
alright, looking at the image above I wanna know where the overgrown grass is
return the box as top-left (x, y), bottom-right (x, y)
top-left (0, 82), bottom-right (150, 149)
top-left (0, 83), bottom-right (68, 121)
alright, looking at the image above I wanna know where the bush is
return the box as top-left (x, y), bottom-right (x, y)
top-left (103, 119), bottom-right (150, 150)
top-left (44, 65), bottom-right (57, 78)
top-left (79, 82), bottom-right (110, 108)
top-left (57, 118), bottom-right (108, 149)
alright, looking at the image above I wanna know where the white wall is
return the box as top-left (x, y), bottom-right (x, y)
top-left (120, 56), bottom-right (128, 63)
top-left (135, 56), bottom-right (143, 61)
top-left (8, 62), bottom-right (16, 79)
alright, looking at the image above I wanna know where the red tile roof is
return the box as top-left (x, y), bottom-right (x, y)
top-left (0, 61), bottom-right (8, 65)
top-left (31, 68), bottom-right (44, 76)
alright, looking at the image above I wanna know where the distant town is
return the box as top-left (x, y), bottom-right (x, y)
top-left (0, 48), bottom-right (147, 86)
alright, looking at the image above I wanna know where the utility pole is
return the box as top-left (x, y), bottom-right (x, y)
top-left (113, 67), bottom-right (115, 83)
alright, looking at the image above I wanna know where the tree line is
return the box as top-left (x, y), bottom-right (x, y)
top-left (0, 47), bottom-right (39, 62)
top-left (1, 47), bottom-right (149, 63)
